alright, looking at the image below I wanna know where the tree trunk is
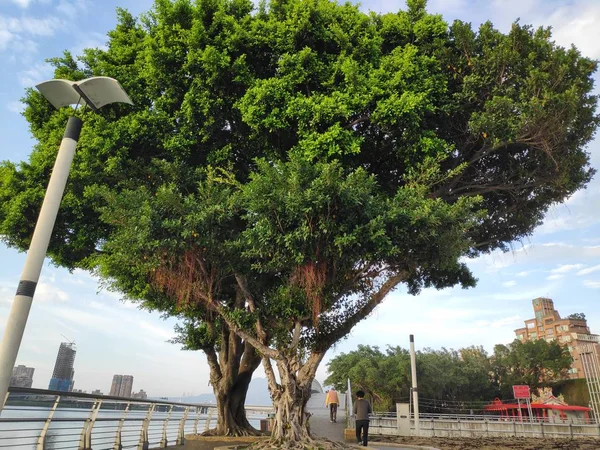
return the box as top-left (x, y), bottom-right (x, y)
top-left (213, 369), bottom-right (258, 435)
top-left (270, 382), bottom-right (312, 443)
top-left (203, 326), bottom-right (262, 436)
top-left (264, 353), bottom-right (324, 445)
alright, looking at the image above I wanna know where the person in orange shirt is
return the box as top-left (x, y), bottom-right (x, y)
top-left (325, 388), bottom-right (340, 422)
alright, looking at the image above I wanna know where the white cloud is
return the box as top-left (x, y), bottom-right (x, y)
top-left (502, 280), bottom-right (517, 287)
top-left (6, 101), bottom-right (22, 113)
top-left (546, 274), bottom-right (564, 281)
top-left (551, 264), bottom-right (585, 274)
top-left (490, 315), bottom-right (521, 328)
top-left (0, 16), bottom-right (63, 37)
top-left (138, 320), bottom-right (173, 341)
top-left (577, 264), bottom-right (600, 276)
top-left (516, 271), bottom-right (531, 277)
top-left (18, 62), bottom-right (53, 87)
top-left (56, 0), bottom-right (89, 19)
top-left (10, 0), bottom-right (33, 7)
top-left (583, 280), bottom-right (600, 289)
top-left (35, 282), bottom-right (69, 303)
top-left (473, 243), bottom-right (600, 272)
top-left (548, 1), bottom-right (600, 59)
top-left (0, 28), bottom-right (13, 51)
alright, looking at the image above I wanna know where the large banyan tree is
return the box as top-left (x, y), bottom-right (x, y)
top-left (0, 0), bottom-right (597, 445)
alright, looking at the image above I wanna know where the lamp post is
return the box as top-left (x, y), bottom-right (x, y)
top-left (0, 77), bottom-right (132, 410)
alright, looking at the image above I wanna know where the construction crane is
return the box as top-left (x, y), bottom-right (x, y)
top-left (61, 334), bottom-right (76, 347)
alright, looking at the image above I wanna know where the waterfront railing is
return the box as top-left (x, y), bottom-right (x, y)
top-left (0, 387), bottom-right (271, 449)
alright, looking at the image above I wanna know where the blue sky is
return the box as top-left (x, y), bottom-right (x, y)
top-left (0, 0), bottom-right (599, 397)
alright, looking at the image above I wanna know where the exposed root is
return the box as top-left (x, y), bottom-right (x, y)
top-left (201, 428), bottom-right (220, 437)
top-left (201, 427), bottom-right (268, 438)
top-left (247, 437), bottom-right (354, 450)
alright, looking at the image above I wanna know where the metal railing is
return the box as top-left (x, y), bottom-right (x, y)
top-left (358, 411), bottom-right (600, 439)
top-left (0, 387), bottom-right (271, 450)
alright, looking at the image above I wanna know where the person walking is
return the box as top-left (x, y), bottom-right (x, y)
top-left (325, 388), bottom-right (340, 422)
top-left (353, 390), bottom-right (372, 446)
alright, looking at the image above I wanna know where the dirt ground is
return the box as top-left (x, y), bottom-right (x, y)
top-left (176, 435), bottom-right (600, 450)
top-left (373, 435), bottom-right (600, 450)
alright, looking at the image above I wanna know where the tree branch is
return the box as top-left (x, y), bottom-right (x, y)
top-left (211, 301), bottom-right (281, 360)
top-left (234, 272), bottom-right (269, 343)
top-left (203, 345), bottom-right (222, 384)
top-left (317, 271), bottom-right (408, 350)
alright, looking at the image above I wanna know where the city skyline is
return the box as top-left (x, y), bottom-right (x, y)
top-left (0, 0), bottom-right (599, 396)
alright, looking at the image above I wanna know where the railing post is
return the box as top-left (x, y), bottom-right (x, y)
top-left (177, 406), bottom-right (190, 445)
top-left (160, 405), bottom-right (175, 448)
top-left (193, 407), bottom-right (201, 435)
top-left (82, 400), bottom-right (102, 449)
top-left (204, 407), bottom-right (214, 432)
top-left (79, 400), bottom-right (99, 450)
top-left (540, 421), bottom-right (544, 438)
top-left (37, 395), bottom-right (60, 450)
top-left (138, 404), bottom-right (155, 450)
top-left (114, 402), bottom-right (131, 450)
top-left (2, 391), bottom-right (8, 410)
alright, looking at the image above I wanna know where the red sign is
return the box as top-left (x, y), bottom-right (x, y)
top-left (512, 385), bottom-right (530, 399)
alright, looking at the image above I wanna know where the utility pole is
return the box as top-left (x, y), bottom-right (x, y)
top-left (409, 334), bottom-right (420, 436)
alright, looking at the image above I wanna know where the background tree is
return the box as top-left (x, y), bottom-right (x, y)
top-left (418, 346), bottom-right (497, 412)
top-left (566, 313), bottom-right (586, 321)
top-left (0, 0), bottom-right (597, 445)
top-left (327, 345), bottom-right (496, 413)
top-left (491, 339), bottom-right (573, 398)
top-left (325, 345), bottom-right (411, 410)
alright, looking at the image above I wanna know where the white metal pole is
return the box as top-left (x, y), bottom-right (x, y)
top-left (0, 116), bottom-right (82, 412)
top-left (409, 334), bottom-right (420, 436)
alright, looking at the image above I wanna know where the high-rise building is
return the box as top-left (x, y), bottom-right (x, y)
top-left (48, 342), bottom-right (76, 392)
top-left (515, 298), bottom-right (600, 379)
top-left (10, 365), bottom-right (35, 388)
top-left (120, 375), bottom-right (133, 398)
top-left (109, 374), bottom-right (134, 397)
top-left (109, 375), bottom-right (122, 396)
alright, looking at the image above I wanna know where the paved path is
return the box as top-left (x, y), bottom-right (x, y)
top-left (307, 393), bottom-right (419, 450)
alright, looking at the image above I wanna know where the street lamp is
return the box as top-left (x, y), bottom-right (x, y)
top-left (0, 77), bottom-right (133, 409)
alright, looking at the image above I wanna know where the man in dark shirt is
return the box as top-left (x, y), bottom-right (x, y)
top-left (353, 390), bottom-right (372, 446)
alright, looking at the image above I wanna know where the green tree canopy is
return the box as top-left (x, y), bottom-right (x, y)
top-left (0, 0), bottom-right (597, 444)
top-left (491, 339), bottom-right (573, 398)
top-left (326, 345), bottom-right (496, 412)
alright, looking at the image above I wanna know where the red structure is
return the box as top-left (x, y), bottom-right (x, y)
top-left (484, 397), bottom-right (591, 423)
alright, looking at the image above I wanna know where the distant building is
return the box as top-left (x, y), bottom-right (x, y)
top-left (515, 298), bottom-right (600, 379)
top-left (109, 375), bottom-right (122, 396)
top-left (10, 365), bottom-right (34, 388)
top-left (110, 375), bottom-right (134, 397)
top-left (48, 342), bottom-right (76, 392)
top-left (132, 389), bottom-right (147, 399)
top-left (91, 389), bottom-right (103, 396)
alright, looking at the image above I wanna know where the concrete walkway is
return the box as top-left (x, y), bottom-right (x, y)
top-left (306, 393), bottom-right (423, 450)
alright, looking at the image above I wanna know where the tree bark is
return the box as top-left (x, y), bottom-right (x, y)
top-left (264, 352), bottom-right (324, 445)
top-left (213, 369), bottom-right (257, 435)
top-left (204, 328), bottom-right (262, 436)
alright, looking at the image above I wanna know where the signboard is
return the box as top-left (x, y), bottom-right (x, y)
top-left (512, 385), bottom-right (530, 399)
